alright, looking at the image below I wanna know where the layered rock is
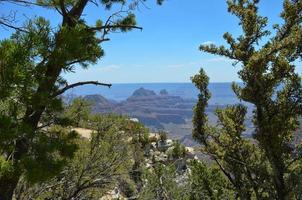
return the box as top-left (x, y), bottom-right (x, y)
top-left (86, 88), bottom-right (196, 129)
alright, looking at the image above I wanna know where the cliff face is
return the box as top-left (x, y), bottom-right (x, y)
top-left (85, 88), bottom-right (196, 129)
top-left (84, 94), bottom-right (116, 113)
top-left (130, 87), bottom-right (156, 97)
top-left (83, 88), bottom-right (233, 147)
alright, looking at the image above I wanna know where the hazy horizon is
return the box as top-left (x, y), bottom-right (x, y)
top-left (66, 82), bottom-right (243, 105)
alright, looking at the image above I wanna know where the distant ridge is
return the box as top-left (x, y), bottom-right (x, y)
top-left (65, 82), bottom-right (242, 105)
top-left (86, 87), bottom-right (195, 129)
top-left (130, 87), bottom-right (156, 97)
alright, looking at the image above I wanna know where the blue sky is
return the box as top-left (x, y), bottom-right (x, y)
top-left (1, 0), bottom-right (291, 83)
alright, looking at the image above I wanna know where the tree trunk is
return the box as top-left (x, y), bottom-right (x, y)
top-left (271, 158), bottom-right (287, 200)
top-left (256, 106), bottom-right (288, 200)
top-left (0, 1), bottom-right (90, 196)
top-left (0, 173), bottom-right (20, 200)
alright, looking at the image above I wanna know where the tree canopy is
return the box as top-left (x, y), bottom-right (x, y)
top-left (1, 0), bottom-right (302, 199)
top-left (0, 0), bottom-right (163, 199)
top-left (192, 0), bottom-right (302, 199)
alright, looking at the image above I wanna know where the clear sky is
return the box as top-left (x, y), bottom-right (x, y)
top-left (2, 0), bottom-right (295, 83)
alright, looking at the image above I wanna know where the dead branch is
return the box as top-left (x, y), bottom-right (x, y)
top-left (53, 81), bottom-right (112, 97)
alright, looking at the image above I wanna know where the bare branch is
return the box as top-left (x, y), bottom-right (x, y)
top-left (97, 38), bottom-right (110, 43)
top-left (0, 0), bottom-right (44, 6)
top-left (53, 81), bottom-right (112, 97)
top-left (0, 19), bottom-right (29, 33)
top-left (89, 24), bottom-right (143, 32)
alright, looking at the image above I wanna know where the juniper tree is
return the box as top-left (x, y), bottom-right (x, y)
top-left (192, 0), bottom-right (302, 199)
top-left (64, 97), bottom-right (92, 127)
top-left (188, 160), bottom-right (235, 200)
top-left (139, 163), bottom-right (187, 200)
top-left (0, 0), bottom-right (163, 199)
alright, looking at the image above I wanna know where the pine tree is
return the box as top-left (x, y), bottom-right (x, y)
top-left (0, 0), bottom-right (163, 198)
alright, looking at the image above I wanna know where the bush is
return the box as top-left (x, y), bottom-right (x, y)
top-left (159, 131), bottom-right (167, 142)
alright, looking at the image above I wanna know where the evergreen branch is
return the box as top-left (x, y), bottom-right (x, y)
top-left (53, 81), bottom-right (112, 97)
top-left (212, 156), bottom-right (236, 187)
top-left (286, 156), bottom-right (302, 170)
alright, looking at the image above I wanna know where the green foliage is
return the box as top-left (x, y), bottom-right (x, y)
top-left (159, 131), bottom-right (167, 142)
top-left (188, 160), bottom-right (234, 200)
top-left (169, 140), bottom-right (186, 160)
top-left (193, 0), bottom-right (302, 199)
top-left (0, 0), bottom-right (164, 197)
top-left (140, 163), bottom-right (188, 200)
top-left (125, 121), bottom-right (150, 192)
top-left (0, 156), bottom-right (13, 178)
top-left (191, 68), bottom-right (211, 144)
top-left (22, 126), bottom-right (78, 184)
top-left (129, 121), bottom-right (150, 148)
top-left (63, 97), bottom-right (91, 127)
top-left (54, 23), bottom-right (103, 70)
top-left (0, 19), bottom-right (78, 189)
top-left (15, 114), bottom-right (133, 199)
top-left (115, 13), bottom-right (137, 32)
top-left (118, 177), bottom-right (137, 198)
